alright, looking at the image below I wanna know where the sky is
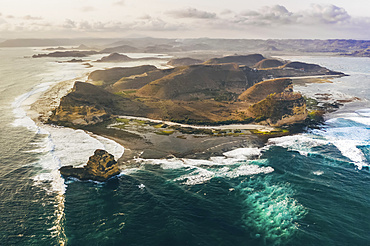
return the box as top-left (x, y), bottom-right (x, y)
top-left (0, 0), bottom-right (369, 39)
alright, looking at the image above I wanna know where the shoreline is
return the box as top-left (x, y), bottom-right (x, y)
top-left (28, 71), bottom-right (346, 164)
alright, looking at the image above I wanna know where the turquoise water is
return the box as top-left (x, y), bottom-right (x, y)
top-left (0, 50), bottom-right (369, 245)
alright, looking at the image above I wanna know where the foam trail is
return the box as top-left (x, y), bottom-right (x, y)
top-left (312, 118), bottom-right (370, 169)
top-left (12, 82), bottom-right (52, 132)
top-left (139, 147), bottom-right (273, 186)
top-left (238, 177), bottom-right (306, 245)
top-left (267, 134), bottom-right (329, 156)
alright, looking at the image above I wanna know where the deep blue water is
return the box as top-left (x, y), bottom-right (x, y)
top-left (0, 50), bottom-right (369, 245)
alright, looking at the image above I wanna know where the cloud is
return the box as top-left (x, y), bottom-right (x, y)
top-left (23, 15), bottom-right (43, 20)
top-left (61, 17), bottom-right (183, 33)
top-left (80, 6), bottom-right (96, 12)
top-left (63, 19), bottom-right (77, 29)
top-left (113, 0), bottom-right (125, 6)
top-left (139, 14), bottom-right (152, 20)
top-left (167, 8), bottom-right (217, 19)
top-left (301, 4), bottom-right (351, 24)
top-left (237, 5), bottom-right (298, 26)
top-left (219, 4), bottom-right (356, 28)
top-left (220, 9), bottom-right (234, 15)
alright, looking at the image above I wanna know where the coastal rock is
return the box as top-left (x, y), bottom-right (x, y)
top-left (59, 149), bottom-right (120, 182)
top-left (249, 92), bottom-right (307, 126)
top-left (238, 78), bottom-right (293, 103)
top-left (32, 50), bottom-right (99, 58)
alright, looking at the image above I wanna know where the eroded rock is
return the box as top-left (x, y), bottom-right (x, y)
top-left (59, 149), bottom-right (120, 182)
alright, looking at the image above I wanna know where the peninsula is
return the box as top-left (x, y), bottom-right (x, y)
top-left (45, 54), bottom-right (344, 161)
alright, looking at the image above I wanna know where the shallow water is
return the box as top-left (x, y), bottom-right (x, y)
top-left (0, 50), bottom-right (369, 245)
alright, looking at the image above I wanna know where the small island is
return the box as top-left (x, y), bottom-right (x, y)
top-left (59, 149), bottom-right (120, 182)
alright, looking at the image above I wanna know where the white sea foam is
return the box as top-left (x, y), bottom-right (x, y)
top-left (140, 151), bottom-right (273, 186)
top-left (223, 147), bottom-right (262, 159)
top-left (313, 170), bottom-right (324, 176)
top-left (267, 134), bottom-right (328, 156)
top-left (311, 119), bottom-right (370, 169)
top-left (238, 178), bottom-right (306, 245)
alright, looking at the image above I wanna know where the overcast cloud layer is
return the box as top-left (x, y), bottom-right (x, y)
top-left (0, 0), bottom-right (369, 39)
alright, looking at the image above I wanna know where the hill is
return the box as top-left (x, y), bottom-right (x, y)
top-left (167, 58), bottom-right (203, 66)
top-left (204, 54), bottom-right (265, 66)
top-left (136, 64), bottom-right (248, 100)
top-left (110, 68), bottom-right (177, 91)
top-left (32, 50), bottom-right (99, 58)
top-left (88, 65), bottom-right (157, 86)
top-left (48, 82), bottom-right (144, 125)
top-left (100, 45), bottom-right (139, 53)
top-left (96, 53), bottom-right (133, 62)
top-left (254, 58), bottom-right (285, 69)
top-left (238, 78), bottom-right (293, 103)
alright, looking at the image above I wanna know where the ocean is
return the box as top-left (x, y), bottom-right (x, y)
top-left (0, 49), bottom-right (369, 246)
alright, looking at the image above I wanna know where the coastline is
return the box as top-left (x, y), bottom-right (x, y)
top-left (27, 73), bottom-right (338, 165)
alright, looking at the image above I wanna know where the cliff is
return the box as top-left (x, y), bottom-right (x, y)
top-left (238, 78), bottom-right (293, 103)
top-left (59, 149), bottom-right (120, 182)
top-left (48, 82), bottom-right (144, 126)
top-left (249, 92), bottom-right (307, 126)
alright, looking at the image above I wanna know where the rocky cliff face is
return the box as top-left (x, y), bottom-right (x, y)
top-left (238, 78), bottom-right (293, 103)
top-left (48, 81), bottom-right (144, 126)
top-left (249, 92), bottom-right (307, 126)
top-left (59, 149), bottom-right (120, 182)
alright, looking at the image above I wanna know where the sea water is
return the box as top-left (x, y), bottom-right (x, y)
top-left (0, 49), bottom-right (369, 245)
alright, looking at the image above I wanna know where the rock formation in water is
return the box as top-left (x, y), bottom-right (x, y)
top-left (59, 149), bottom-right (120, 182)
top-left (32, 50), bottom-right (99, 58)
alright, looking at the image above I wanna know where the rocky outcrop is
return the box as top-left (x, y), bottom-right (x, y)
top-left (238, 78), bottom-right (293, 103)
top-left (48, 82), bottom-right (144, 126)
top-left (32, 51), bottom-right (99, 58)
top-left (59, 149), bottom-right (120, 182)
top-left (254, 58), bottom-right (285, 69)
top-left (249, 92), bottom-right (307, 126)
